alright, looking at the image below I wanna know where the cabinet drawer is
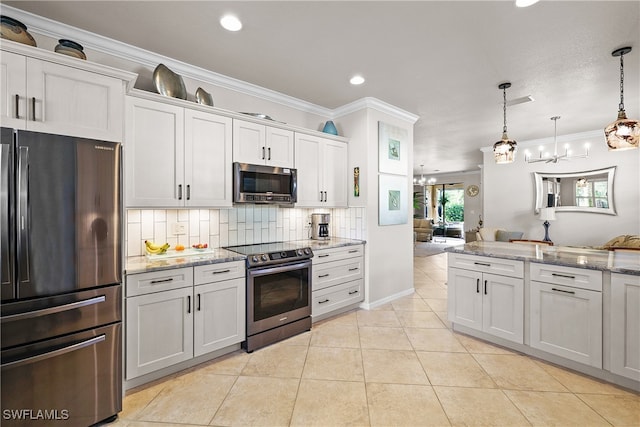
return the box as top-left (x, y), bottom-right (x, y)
top-left (313, 257), bottom-right (363, 291)
top-left (126, 267), bottom-right (193, 297)
top-left (448, 253), bottom-right (523, 278)
top-left (313, 244), bottom-right (364, 265)
top-left (194, 261), bottom-right (245, 285)
top-left (312, 279), bottom-right (363, 318)
top-left (530, 263), bottom-right (602, 292)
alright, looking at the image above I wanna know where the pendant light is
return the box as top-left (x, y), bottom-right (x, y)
top-left (604, 47), bottom-right (639, 150)
top-left (493, 82), bottom-right (518, 164)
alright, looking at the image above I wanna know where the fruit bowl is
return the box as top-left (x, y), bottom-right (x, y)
top-left (192, 243), bottom-right (209, 251)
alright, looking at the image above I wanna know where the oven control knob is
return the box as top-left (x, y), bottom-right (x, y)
top-left (261, 254), bottom-right (268, 261)
top-left (252, 256), bottom-right (259, 263)
top-left (297, 249), bottom-right (303, 256)
top-left (281, 251), bottom-right (287, 258)
top-left (304, 248), bottom-right (311, 255)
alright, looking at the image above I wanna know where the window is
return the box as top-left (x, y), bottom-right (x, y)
top-left (575, 179), bottom-right (608, 208)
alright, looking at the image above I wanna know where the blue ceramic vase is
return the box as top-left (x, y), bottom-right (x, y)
top-left (322, 120), bottom-right (338, 135)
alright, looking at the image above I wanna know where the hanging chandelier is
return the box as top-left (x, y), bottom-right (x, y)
top-left (493, 82), bottom-right (518, 164)
top-left (604, 46), bottom-right (639, 150)
top-left (413, 164), bottom-right (426, 185)
top-left (525, 116), bottom-right (590, 163)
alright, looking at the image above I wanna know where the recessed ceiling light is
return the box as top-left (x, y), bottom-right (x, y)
top-left (350, 75), bottom-right (365, 85)
top-left (515, 0), bottom-right (539, 7)
top-left (220, 14), bottom-right (242, 31)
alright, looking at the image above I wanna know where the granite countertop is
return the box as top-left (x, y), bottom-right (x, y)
top-left (126, 248), bottom-right (246, 275)
top-left (125, 238), bottom-right (366, 275)
top-left (445, 241), bottom-right (640, 275)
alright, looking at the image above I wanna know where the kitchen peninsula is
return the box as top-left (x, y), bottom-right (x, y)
top-left (445, 242), bottom-right (640, 391)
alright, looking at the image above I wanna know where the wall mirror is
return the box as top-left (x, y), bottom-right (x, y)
top-left (533, 166), bottom-right (616, 215)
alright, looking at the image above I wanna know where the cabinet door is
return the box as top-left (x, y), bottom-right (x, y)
top-left (294, 133), bottom-right (323, 206)
top-left (26, 59), bottom-right (124, 141)
top-left (194, 278), bottom-right (245, 357)
top-left (322, 139), bottom-right (348, 207)
top-left (610, 274), bottom-right (640, 380)
top-left (530, 281), bottom-right (602, 368)
top-left (447, 268), bottom-right (483, 331)
top-left (184, 109), bottom-right (232, 207)
top-left (482, 273), bottom-right (524, 344)
top-left (0, 50), bottom-right (26, 129)
top-left (126, 287), bottom-right (193, 379)
top-left (233, 119), bottom-right (266, 165)
top-left (265, 126), bottom-right (294, 168)
top-left (125, 97), bottom-right (184, 207)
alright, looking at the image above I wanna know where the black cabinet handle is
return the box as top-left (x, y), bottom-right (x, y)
top-left (474, 262), bottom-right (491, 267)
top-left (15, 94), bottom-right (19, 119)
top-left (551, 273), bottom-right (576, 279)
top-left (348, 267), bottom-right (359, 271)
top-left (31, 97), bottom-right (36, 121)
top-left (476, 278), bottom-right (479, 293)
top-left (348, 290), bottom-right (359, 295)
top-left (318, 299), bottom-right (330, 304)
top-left (262, 146), bottom-right (265, 159)
top-left (348, 250), bottom-right (358, 253)
top-left (213, 269), bottom-right (231, 274)
top-left (150, 278), bottom-right (174, 284)
top-left (197, 294), bottom-right (201, 311)
top-left (187, 295), bottom-right (191, 313)
top-left (552, 287), bottom-right (576, 295)
top-left (318, 273), bottom-right (330, 278)
top-left (318, 254), bottom-right (330, 258)
top-left (484, 280), bottom-right (488, 295)
top-left (178, 184), bottom-right (183, 200)
top-left (186, 184), bottom-right (190, 200)
top-left (268, 147), bottom-right (271, 160)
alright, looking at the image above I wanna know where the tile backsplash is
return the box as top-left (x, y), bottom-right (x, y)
top-left (126, 206), bottom-right (367, 257)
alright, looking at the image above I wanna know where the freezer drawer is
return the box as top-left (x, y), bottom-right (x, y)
top-left (1, 323), bottom-right (122, 426)
top-left (1, 284), bottom-right (121, 349)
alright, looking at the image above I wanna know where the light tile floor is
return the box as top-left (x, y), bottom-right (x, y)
top-left (111, 253), bottom-right (640, 427)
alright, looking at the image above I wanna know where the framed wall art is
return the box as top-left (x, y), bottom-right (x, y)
top-left (379, 174), bottom-right (408, 225)
top-left (378, 122), bottom-right (408, 175)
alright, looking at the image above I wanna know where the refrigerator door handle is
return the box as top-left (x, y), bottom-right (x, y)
top-left (1, 141), bottom-right (13, 294)
top-left (16, 146), bottom-right (30, 286)
top-left (1, 334), bottom-right (106, 370)
top-left (1, 295), bottom-right (106, 323)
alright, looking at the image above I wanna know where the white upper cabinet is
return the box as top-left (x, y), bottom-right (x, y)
top-left (1, 47), bottom-right (127, 141)
top-left (125, 95), bottom-right (232, 208)
top-left (294, 133), bottom-right (348, 207)
top-left (233, 119), bottom-right (294, 168)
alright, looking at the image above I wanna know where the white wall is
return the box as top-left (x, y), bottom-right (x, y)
top-left (482, 131), bottom-right (640, 246)
top-left (340, 108), bottom-right (416, 306)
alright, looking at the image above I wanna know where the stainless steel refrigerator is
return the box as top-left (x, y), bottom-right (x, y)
top-left (1, 128), bottom-right (122, 426)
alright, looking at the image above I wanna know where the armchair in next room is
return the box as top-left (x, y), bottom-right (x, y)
top-left (414, 218), bottom-right (434, 242)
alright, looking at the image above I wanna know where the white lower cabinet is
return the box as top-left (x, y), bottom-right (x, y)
top-left (312, 245), bottom-right (364, 320)
top-left (610, 273), bottom-right (640, 380)
top-left (447, 254), bottom-right (524, 344)
top-left (126, 286), bottom-right (193, 379)
top-left (125, 262), bottom-right (245, 380)
top-left (529, 263), bottom-right (602, 368)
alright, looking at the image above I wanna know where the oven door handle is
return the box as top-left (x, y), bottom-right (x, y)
top-left (248, 259), bottom-right (312, 275)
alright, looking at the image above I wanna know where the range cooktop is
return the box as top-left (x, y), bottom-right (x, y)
top-left (224, 242), bottom-right (313, 267)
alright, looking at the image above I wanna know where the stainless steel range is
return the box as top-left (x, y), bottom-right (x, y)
top-left (224, 242), bottom-right (313, 352)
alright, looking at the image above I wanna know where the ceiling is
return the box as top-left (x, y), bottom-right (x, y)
top-left (5, 1), bottom-right (639, 177)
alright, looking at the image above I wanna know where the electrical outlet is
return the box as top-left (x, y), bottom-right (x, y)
top-left (171, 223), bottom-right (186, 235)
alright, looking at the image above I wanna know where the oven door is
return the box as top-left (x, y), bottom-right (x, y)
top-left (247, 259), bottom-right (311, 336)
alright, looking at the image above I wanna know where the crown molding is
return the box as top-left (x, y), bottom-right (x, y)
top-left (2, 5), bottom-right (333, 116)
top-left (480, 129), bottom-right (603, 152)
top-left (332, 97), bottom-right (420, 124)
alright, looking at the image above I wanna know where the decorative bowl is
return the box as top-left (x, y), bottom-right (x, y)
top-left (0, 16), bottom-right (36, 47)
top-left (240, 112), bottom-right (275, 121)
top-left (195, 87), bottom-right (214, 106)
top-left (153, 64), bottom-right (187, 100)
top-left (54, 45), bottom-right (86, 60)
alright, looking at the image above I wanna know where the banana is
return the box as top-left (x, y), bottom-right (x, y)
top-left (145, 240), bottom-right (170, 254)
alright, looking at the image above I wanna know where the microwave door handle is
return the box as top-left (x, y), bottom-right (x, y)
top-left (16, 146), bottom-right (30, 287)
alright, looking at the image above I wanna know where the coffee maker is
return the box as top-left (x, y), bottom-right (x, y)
top-left (311, 213), bottom-right (330, 240)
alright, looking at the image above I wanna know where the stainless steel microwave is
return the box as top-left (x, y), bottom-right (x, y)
top-left (233, 162), bottom-right (297, 204)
